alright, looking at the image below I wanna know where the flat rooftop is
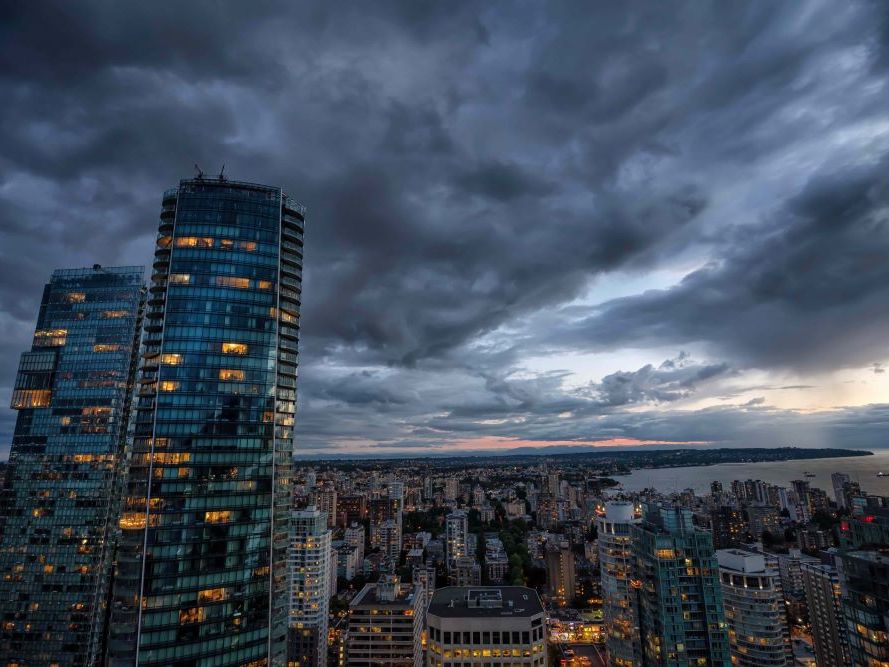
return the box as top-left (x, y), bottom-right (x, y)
top-left (428, 586), bottom-right (544, 618)
top-left (350, 582), bottom-right (415, 608)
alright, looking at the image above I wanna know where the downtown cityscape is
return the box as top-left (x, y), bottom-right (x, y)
top-left (3, 2), bottom-right (889, 667)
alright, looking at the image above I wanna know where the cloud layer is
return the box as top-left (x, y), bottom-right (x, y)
top-left (2, 1), bottom-right (889, 456)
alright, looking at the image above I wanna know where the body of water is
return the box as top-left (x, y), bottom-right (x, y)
top-left (612, 450), bottom-right (889, 500)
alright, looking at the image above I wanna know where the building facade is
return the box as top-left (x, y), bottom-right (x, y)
top-left (632, 503), bottom-right (732, 667)
top-left (288, 507), bottom-right (332, 667)
top-left (445, 511), bottom-right (468, 571)
top-left (716, 549), bottom-right (791, 666)
top-left (426, 587), bottom-right (547, 667)
top-left (346, 575), bottom-right (422, 667)
top-left (107, 177), bottom-right (305, 665)
top-left (597, 501), bottom-right (640, 667)
top-left (801, 559), bottom-right (850, 667)
top-left (544, 539), bottom-right (576, 606)
top-left (0, 265), bottom-right (144, 666)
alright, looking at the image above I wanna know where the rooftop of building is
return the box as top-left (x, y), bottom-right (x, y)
top-left (428, 587), bottom-right (544, 618)
top-left (350, 577), bottom-right (416, 609)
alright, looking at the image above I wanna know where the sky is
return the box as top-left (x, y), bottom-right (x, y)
top-left (2, 1), bottom-right (889, 458)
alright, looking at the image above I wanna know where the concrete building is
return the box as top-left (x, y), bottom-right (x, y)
top-left (800, 560), bottom-right (850, 667)
top-left (716, 549), bottom-right (791, 666)
top-left (449, 556), bottom-right (481, 587)
top-left (445, 510), bottom-right (468, 570)
top-left (545, 539), bottom-right (576, 606)
top-left (289, 506), bottom-right (333, 667)
top-left (831, 473), bottom-right (851, 510)
top-left (347, 575), bottom-right (422, 667)
top-left (344, 522), bottom-right (366, 564)
top-left (710, 506), bottom-right (746, 549)
top-left (318, 485), bottom-right (338, 529)
top-left (597, 501), bottom-right (640, 667)
top-left (426, 587), bottom-right (547, 667)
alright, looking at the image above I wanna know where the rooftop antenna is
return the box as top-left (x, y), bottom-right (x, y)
top-left (218, 163), bottom-right (226, 181)
top-left (194, 163), bottom-right (204, 179)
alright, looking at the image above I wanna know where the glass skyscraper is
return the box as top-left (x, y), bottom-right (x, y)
top-left (0, 265), bottom-right (145, 666)
top-left (632, 503), bottom-right (731, 667)
top-left (108, 177), bottom-right (305, 666)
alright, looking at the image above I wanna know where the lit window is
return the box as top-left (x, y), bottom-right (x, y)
top-left (205, 511), bottom-right (232, 524)
top-left (240, 241), bottom-right (257, 251)
top-left (216, 276), bottom-right (250, 289)
top-left (159, 381), bottom-right (180, 392)
top-left (66, 293), bottom-right (86, 303)
top-left (93, 344), bottom-right (121, 352)
top-left (221, 342), bottom-right (248, 355)
top-left (280, 310), bottom-right (298, 323)
top-left (157, 235), bottom-right (172, 248)
top-left (219, 369), bottom-right (245, 381)
top-left (198, 588), bottom-right (226, 603)
top-left (175, 236), bottom-right (214, 248)
top-left (118, 513), bottom-right (148, 530)
top-left (160, 353), bottom-right (182, 365)
top-left (169, 274), bottom-right (191, 285)
top-left (152, 452), bottom-right (191, 464)
top-left (102, 310), bottom-right (128, 319)
top-left (33, 329), bottom-right (67, 347)
top-left (256, 280), bottom-right (273, 290)
top-left (11, 390), bottom-right (52, 409)
top-left (179, 607), bottom-right (205, 624)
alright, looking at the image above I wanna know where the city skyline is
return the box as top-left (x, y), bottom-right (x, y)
top-left (3, 2), bottom-right (889, 459)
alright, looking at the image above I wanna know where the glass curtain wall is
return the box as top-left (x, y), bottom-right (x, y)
top-left (108, 178), bottom-right (304, 666)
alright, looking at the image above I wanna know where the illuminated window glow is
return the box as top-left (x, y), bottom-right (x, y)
top-left (11, 390), bottom-right (52, 409)
top-left (216, 276), bottom-right (250, 289)
top-left (160, 353), bottom-right (182, 365)
top-left (93, 344), bottom-right (121, 352)
top-left (159, 381), bottom-right (180, 392)
top-left (221, 342), bottom-right (248, 355)
top-left (175, 237), bottom-right (214, 248)
top-left (205, 511), bottom-right (232, 524)
top-left (198, 588), bottom-right (226, 603)
top-left (218, 369), bottom-right (245, 381)
top-left (169, 274), bottom-right (191, 285)
top-left (33, 329), bottom-right (67, 347)
top-left (102, 310), bottom-right (129, 318)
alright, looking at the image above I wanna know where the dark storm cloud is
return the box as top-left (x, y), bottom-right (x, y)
top-left (2, 1), bottom-right (889, 454)
top-left (547, 157), bottom-right (889, 370)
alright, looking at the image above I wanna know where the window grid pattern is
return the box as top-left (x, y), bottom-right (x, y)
top-left (108, 179), bottom-right (304, 666)
top-left (0, 266), bottom-right (145, 666)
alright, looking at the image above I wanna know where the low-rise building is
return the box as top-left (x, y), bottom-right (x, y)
top-left (426, 587), bottom-right (547, 667)
top-left (347, 575), bottom-right (422, 667)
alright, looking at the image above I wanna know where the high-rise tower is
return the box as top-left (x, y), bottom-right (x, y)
top-left (597, 501), bottom-right (640, 667)
top-left (632, 503), bottom-right (731, 667)
top-left (288, 507), bottom-right (332, 667)
top-left (716, 549), bottom-right (791, 666)
top-left (0, 265), bottom-right (145, 666)
top-left (108, 177), bottom-right (305, 666)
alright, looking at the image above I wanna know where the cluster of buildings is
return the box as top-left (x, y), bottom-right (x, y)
top-left (0, 172), bottom-right (886, 667)
top-left (286, 457), bottom-right (889, 667)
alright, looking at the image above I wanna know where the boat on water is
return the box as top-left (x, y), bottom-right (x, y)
top-left (804, 472), bottom-right (816, 478)
top-left (878, 472), bottom-right (888, 477)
